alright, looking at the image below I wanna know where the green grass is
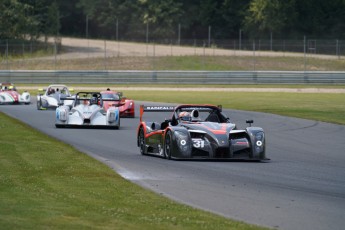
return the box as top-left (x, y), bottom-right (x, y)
top-left (3, 55), bottom-right (345, 71)
top-left (155, 56), bottom-right (345, 71)
top-left (0, 113), bottom-right (267, 230)
top-left (124, 91), bottom-right (345, 125)
top-left (19, 83), bottom-right (345, 89)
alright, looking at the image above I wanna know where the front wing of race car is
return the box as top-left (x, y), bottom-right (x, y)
top-left (0, 91), bottom-right (30, 105)
top-left (55, 106), bottom-right (120, 129)
top-left (154, 126), bottom-right (266, 160)
top-left (37, 95), bottom-right (74, 110)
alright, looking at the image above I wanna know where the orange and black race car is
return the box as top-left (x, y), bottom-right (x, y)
top-left (137, 104), bottom-right (268, 161)
top-left (100, 89), bottom-right (135, 118)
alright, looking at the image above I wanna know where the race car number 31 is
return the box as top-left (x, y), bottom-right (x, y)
top-left (192, 139), bottom-right (205, 148)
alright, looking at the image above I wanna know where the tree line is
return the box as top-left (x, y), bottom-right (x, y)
top-left (1, 0), bottom-right (345, 41)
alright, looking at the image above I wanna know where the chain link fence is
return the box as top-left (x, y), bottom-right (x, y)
top-left (0, 38), bottom-right (344, 71)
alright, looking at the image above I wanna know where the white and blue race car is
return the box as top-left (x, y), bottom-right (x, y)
top-left (37, 84), bottom-right (74, 110)
top-left (55, 92), bottom-right (121, 129)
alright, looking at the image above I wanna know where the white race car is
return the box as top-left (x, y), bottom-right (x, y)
top-left (37, 84), bottom-right (74, 110)
top-left (0, 83), bottom-right (30, 105)
top-left (55, 92), bottom-right (121, 129)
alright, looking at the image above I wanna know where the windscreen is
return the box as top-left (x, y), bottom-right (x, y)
top-left (101, 93), bottom-right (120, 100)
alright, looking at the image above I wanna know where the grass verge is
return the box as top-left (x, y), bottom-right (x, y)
top-left (0, 112), bottom-right (267, 230)
top-left (124, 91), bottom-right (345, 125)
top-left (3, 55), bottom-right (345, 71)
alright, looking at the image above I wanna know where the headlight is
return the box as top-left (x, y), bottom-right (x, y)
top-left (254, 131), bottom-right (264, 152)
top-left (108, 112), bottom-right (115, 123)
top-left (107, 109), bottom-right (118, 123)
top-left (255, 132), bottom-right (263, 141)
top-left (175, 131), bottom-right (191, 152)
top-left (57, 110), bottom-right (67, 121)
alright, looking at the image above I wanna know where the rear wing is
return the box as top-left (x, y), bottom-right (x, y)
top-left (139, 105), bottom-right (175, 122)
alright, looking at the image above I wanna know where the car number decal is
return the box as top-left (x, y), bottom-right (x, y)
top-left (192, 139), bottom-right (205, 148)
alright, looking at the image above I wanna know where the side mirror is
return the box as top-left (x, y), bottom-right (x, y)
top-left (246, 120), bottom-right (254, 127)
top-left (171, 115), bottom-right (178, 126)
top-left (117, 92), bottom-right (123, 97)
top-left (217, 105), bottom-right (222, 112)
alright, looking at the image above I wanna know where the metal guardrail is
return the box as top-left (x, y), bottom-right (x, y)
top-left (0, 70), bottom-right (345, 84)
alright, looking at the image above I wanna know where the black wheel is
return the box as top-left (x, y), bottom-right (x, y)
top-left (36, 98), bottom-right (42, 110)
top-left (138, 127), bottom-right (146, 155)
top-left (229, 141), bottom-right (234, 158)
top-left (164, 131), bottom-right (173, 160)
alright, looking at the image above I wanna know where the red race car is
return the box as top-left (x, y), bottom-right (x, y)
top-left (100, 89), bottom-right (135, 118)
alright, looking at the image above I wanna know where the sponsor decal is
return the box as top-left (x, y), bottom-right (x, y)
top-left (236, 141), bottom-right (248, 145)
top-left (145, 106), bottom-right (174, 110)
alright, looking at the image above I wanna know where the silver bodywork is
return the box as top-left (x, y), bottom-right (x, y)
top-left (55, 92), bottom-right (120, 129)
top-left (37, 84), bottom-right (74, 110)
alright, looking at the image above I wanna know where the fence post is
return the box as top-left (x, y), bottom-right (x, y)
top-left (116, 19), bottom-right (120, 57)
top-left (253, 40), bottom-right (256, 71)
top-left (54, 40), bottom-right (57, 70)
top-left (304, 36), bottom-right (307, 72)
top-left (6, 40), bottom-right (9, 70)
top-left (178, 23), bottom-right (181, 46)
top-left (208, 25), bottom-right (211, 47)
top-left (146, 23), bottom-right (149, 56)
top-left (239, 29), bottom-right (242, 50)
top-left (104, 40), bottom-right (107, 70)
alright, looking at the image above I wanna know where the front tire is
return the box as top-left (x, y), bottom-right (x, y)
top-left (37, 98), bottom-right (42, 110)
top-left (138, 127), bottom-right (146, 155)
top-left (164, 131), bottom-right (173, 160)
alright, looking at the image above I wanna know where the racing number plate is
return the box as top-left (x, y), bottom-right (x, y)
top-left (192, 138), bottom-right (205, 148)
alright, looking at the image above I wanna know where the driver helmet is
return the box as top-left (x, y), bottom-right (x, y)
top-left (90, 96), bottom-right (98, 105)
top-left (179, 111), bottom-right (191, 121)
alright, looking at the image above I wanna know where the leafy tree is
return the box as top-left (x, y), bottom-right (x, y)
top-left (138, 0), bottom-right (183, 39)
top-left (77, 0), bottom-right (141, 39)
top-left (221, 0), bottom-right (251, 38)
top-left (295, 0), bottom-right (345, 38)
top-left (244, 0), bottom-right (297, 38)
top-left (0, 0), bottom-right (38, 39)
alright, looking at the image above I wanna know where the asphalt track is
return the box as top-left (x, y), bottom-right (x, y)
top-left (1, 100), bottom-right (345, 230)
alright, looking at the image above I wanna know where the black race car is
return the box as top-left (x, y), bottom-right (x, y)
top-left (137, 104), bottom-right (268, 161)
